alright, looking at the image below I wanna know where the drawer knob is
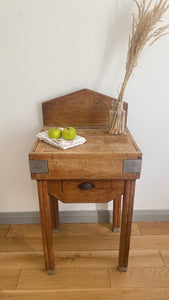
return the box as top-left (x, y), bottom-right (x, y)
top-left (78, 182), bottom-right (95, 190)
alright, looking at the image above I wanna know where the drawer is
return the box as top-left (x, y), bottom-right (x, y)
top-left (48, 180), bottom-right (124, 203)
top-left (62, 179), bottom-right (112, 193)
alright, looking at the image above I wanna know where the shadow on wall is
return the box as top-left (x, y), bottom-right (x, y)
top-left (95, 0), bottom-right (134, 90)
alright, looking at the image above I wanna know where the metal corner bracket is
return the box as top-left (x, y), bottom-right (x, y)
top-left (29, 159), bottom-right (48, 173)
top-left (123, 159), bottom-right (142, 173)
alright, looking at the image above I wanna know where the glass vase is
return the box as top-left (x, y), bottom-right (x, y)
top-left (108, 105), bottom-right (125, 135)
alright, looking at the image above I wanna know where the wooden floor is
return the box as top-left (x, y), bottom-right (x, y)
top-left (1, 222), bottom-right (169, 299)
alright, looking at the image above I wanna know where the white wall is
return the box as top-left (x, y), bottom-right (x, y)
top-left (0, 0), bottom-right (169, 212)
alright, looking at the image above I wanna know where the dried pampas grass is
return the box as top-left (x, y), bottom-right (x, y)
top-left (109, 0), bottom-right (169, 135)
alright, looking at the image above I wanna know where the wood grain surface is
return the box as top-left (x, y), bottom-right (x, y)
top-left (49, 194), bottom-right (60, 231)
top-left (29, 128), bottom-right (142, 180)
top-left (0, 250), bottom-right (163, 269)
top-left (37, 181), bottom-right (54, 272)
top-left (42, 89), bottom-right (128, 127)
top-left (0, 289), bottom-right (122, 300)
top-left (1, 222), bottom-right (169, 300)
top-left (118, 180), bottom-right (136, 269)
top-left (113, 196), bottom-right (122, 230)
top-left (47, 180), bottom-right (124, 203)
top-left (28, 89), bottom-right (142, 277)
top-left (0, 225), bottom-right (9, 237)
top-left (7, 222), bottom-right (140, 237)
top-left (17, 268), bottom-right (110, 290)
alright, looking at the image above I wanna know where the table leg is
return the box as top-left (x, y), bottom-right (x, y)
top-left (49, 194), bottom-right (60, 233)
top-left (118, 180), bottom-right (135, 272)
top-left (37, 180), bottom-right (55, 274)
top-left (112, 196), bottom-right (121, 232)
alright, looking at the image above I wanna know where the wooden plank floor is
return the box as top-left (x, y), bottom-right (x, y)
top-left (1, 222), bottom-right (169, 299)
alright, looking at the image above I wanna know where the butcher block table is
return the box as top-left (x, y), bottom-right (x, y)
top-left (29, 89), bottom-right (142, 274)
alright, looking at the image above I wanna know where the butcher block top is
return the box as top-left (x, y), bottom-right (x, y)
top-left (30, 127), bottom-right (140, 155)
top-left (29, 127), bottom-right (142, 180)
top-left (29, 89), bottom-right (142, 180)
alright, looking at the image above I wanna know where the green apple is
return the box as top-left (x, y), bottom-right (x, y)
top-left (62, 127), bottom-right (76, 140)
top-left (48, 128), bottom-right (62, 139)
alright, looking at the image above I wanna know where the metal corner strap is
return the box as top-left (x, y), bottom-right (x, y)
top-left (29, 160), bottom-right (48, 173)
top-left (123, 159), bottom-right (142, 173)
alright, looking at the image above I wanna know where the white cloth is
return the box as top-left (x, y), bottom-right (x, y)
top-left (37, 130), bottom-right (86, 150)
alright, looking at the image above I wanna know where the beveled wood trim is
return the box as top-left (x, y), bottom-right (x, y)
top-left (126, 128), bottom-right (142, 155)
top-left (30, 139), bottom-right (39, 153)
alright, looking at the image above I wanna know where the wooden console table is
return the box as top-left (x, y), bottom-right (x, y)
top-left (29, 89), bottom-right (142, 274)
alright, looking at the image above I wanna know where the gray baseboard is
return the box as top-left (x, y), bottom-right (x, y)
top-left (0, 210), bottom-right (169, 224)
